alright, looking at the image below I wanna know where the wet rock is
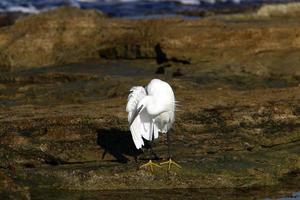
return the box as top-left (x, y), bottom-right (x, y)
top-left (0, 69), bottom-right (299, 191)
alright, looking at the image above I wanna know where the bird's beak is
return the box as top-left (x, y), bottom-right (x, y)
top-left (129, 105), bottom-right (144, 127)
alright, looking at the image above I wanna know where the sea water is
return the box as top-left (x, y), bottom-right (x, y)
top-left (0, 0), bottom-right (300, 17)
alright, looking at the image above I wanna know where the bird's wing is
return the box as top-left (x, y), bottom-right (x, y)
top-left (126, 86), bottom-right (147, 122)
top-left (130, 109), bottom-right (153, 149)
top-left (137, 109), bottom-right (154, 141)
top-left (129, 119), bottom-right (144, 149)
top-left (126, 86), bottom-right (153, 149)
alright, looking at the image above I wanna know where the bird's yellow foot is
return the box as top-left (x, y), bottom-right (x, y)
top-left (140, 160), bottom-right (161, 172)
top-left (160, 158), bottom-right (181, 171)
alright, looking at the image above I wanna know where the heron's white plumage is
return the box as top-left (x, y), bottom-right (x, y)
top-left (126, 86), bottom-right (146, 122)
top-left (126, 79), bottom-right (175, 149)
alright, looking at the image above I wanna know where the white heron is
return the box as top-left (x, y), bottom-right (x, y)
top-left (126, 79), bottom-right (181, 171)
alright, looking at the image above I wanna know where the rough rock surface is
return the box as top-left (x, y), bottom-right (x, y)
top-left (0, 59), bottom-right (299, 197)
top-left (0, 7), bottom-right (106, 70)
top-left (0, 6), bottom-right (300, 199)
top-left (1, 6), bottom-right (300, 78)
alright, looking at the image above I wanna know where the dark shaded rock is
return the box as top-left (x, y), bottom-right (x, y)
top-left (99, 44), bottom-right (156, 60)
top-left (155, 43), bottom-right (168, 64)
top-left (172, 68), bottom-right (183, 77)
top-left (155, 64), bottom-right (172, 74)
top-left (155, 66), bottom-right (165, 74)
top-left (0, 12), bottom-right (27, 27)
top-left (170, 57), bottom-right (191, 65)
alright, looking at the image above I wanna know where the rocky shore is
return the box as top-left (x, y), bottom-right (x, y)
top-left (0, 4), bottom-right (300, 199)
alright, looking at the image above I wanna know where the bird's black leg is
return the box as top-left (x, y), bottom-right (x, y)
top-left (147, 129), bottom-right (158, 160)
top-left (140, 130), bottom-right (160, 171)
top-left (160, 130), bottom-right (182, 170)
top-left (149, 138), bottom-right (159, 160)
top-left (167, 130), bottom-right (171, 159)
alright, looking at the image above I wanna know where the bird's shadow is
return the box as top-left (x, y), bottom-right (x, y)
top-left (96, 128), bottom-right (143, 163)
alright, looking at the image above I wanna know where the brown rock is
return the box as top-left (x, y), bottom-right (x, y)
top-left (0, 7), bottom-right (106, 70)
top-left (0, 171), bottom-right (31, 200)
top-left (0, 6), bottom-right (300, 79)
